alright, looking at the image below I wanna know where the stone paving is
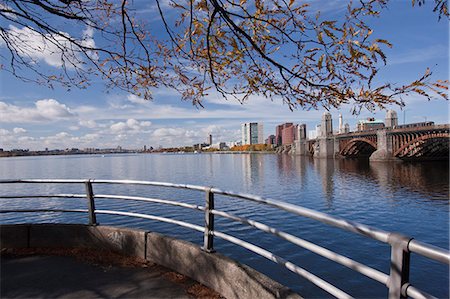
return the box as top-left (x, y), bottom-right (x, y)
top-left (1, 249), bottom-right (222, 299)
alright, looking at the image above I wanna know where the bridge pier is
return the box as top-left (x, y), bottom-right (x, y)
top-left (314, 137), bottom-right (337, 158)
top-left (292, 140), bottom-right (308, 155)
top-left (370, 130), bottom-right (401, 162)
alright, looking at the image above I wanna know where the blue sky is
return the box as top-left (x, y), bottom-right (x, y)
top-left (0, 0), bottom-right (448, 150)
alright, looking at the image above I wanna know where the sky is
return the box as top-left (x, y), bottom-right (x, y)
top-left (0, 0), bottom-right (448, 151)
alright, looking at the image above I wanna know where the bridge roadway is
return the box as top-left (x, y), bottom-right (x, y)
top-left (301, 124), bottom-right (449, 160)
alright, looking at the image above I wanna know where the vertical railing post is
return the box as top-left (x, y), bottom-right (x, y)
top-left (202, 187), bottom-right (215, 253)
top-left (388, 233), bottom-right (412, 299)
top-left (84, 179), bottom-right (97, 226)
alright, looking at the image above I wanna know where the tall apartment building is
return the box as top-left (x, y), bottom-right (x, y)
top-left (275, 123), bottom-right (294, 145)
top-left (241, 122), bottom-right (264, 145)
top-left (281, 124), bottom-right (295, 145)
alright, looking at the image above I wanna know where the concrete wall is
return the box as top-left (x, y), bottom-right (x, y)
top-left (1, 224), bottom-right (301, 299)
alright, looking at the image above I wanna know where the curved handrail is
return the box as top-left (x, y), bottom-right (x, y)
top-left (0, 179), bottom-right (448, 299)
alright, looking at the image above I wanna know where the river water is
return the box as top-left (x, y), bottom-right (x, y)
top-left (0, 153), bottom-right (448, 298)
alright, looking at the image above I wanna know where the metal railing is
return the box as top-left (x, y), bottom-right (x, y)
top-left (0, 179), bottom-right (448, 299)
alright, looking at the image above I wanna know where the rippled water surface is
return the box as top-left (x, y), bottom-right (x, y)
top-left (0, 153), bottom-right (448, 298)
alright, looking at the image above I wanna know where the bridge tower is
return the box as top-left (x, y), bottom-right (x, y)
top-left (321, 112), bottom-right (333, 137)
top-left (344, 123), bottom-right (350, 133)
top-left (385, 110), bottom-right (398, 128)
top-left (312, 112), bottom-right (336, 158)
top-left (292, 124), bottom-right (308, 155)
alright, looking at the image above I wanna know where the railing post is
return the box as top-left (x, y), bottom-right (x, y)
top-left (388, 233), bottom-right (412, 299)
top-left (84, 179), bottom-right (97, 226)
top-left (202, 187), bottom-right (215, 253)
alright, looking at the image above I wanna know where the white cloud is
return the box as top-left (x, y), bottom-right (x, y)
top-left (13, 127), bottom-right (26, 134)
top-left (0, 3), bottom-right (17, 20)
top-left (110, 118), bottom-right (152, 133)
top-left (0, 99), bottom-right (76, 123)
top-left (0, 129), bottom-right (10, 136)
top-left (152, 127), bottom-right (188, 138)
top-left (1, 25), bottom-right (97, 69)
top-left (127, 94), bottom-right (148, 105)
top-left (79, 120), bottom-right (97, 128)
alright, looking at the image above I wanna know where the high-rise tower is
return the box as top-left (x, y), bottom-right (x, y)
top-left (241, 122), bottom-right (264, 145)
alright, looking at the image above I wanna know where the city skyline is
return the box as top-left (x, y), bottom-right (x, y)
top-left (0, 1), bottom-right (448, 150)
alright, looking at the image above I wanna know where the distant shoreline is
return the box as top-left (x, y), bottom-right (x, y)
top-left (0, 150), bottom-right (276, 158)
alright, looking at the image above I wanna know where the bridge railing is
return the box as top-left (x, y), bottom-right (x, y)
top-left (1, 179), bottom-right (448, 299)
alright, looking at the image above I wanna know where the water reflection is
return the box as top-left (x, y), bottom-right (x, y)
top-left (241, 154), bottom-right (264, 190)
top-left (311, 158), bottom-right (336, 206)
top-left (369, 161), bottom-right (449, 201)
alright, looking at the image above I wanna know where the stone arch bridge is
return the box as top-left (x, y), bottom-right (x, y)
top-left (305, 124), bottom-right (449, 161)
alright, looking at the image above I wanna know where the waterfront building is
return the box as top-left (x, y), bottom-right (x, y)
top-left (385, 110), bottom-right (398, 128)
top-left (241, 122), bottom-right (264, 145)
top-left (208, 134), bottom-right (213, 145)
top-left (281, 124), bottom-right (295, 145)
top-left (227, 141), bottom-right (241, 148)
top-left (321, 112), bottom-right (333, 137)
top-left (265, 135), bottom-right (275, 145)
top-left (357, 117), bottom-right (385, 131)
top-left (275, 123), bottom-right (294, 145)
top-left (275, 125), bottom-right (283, 146)
top-left (207, 142), bottom-right (228, 150)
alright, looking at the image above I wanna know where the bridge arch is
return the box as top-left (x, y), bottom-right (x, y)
top-left (339, 138), bottom-right (377, 158)
top-left (393, 133), bottom-right (449, 159)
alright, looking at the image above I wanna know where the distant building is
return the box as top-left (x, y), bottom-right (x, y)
top-left (357, 117), bottom-right (385, 131)
top-left (228, 141), bottom-right (241, 148)
top-left (193, 143), bottom-right (209, 151)
top-left (315, 124), bottom-right (321, 138)
top-left (321, 112), bottom-right (333, 137)
top-left (208, 134), bottom-right (213, 145)
top-left (275, 123), bottom-right (294, 145)
top-left (275, 125), bottom-right (283, 146)
top-left (241, 122), bottom-right (264, 145)
top-left (282, 124), bottom-right (295, 145)
top-left (385, 110), bottom-right (398, 128)
top-left (265, 135), bottom-right (276, 145)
